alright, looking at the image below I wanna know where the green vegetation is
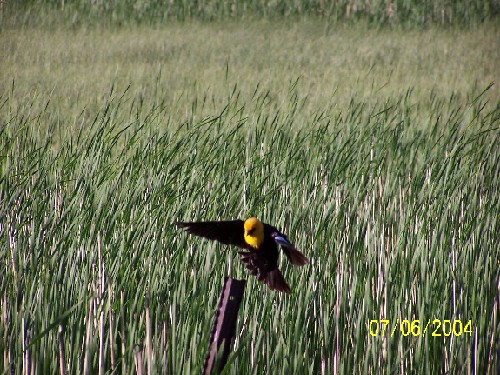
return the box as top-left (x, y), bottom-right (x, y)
top-left (1, 4), bottom-right (499, 375)
top-left (3, 0), bottom-right (499, 26)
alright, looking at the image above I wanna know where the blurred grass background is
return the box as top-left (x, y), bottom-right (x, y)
top-left (1, 1), bottom-right (499, 374)
top-left (2, 0), bottom-right (499, 26)
top-left (2, 19), bottom-right (498, 129)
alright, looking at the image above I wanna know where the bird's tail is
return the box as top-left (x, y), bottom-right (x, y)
top-left (238, 251), bottom-right (292, 293)
top-left (266, 269), bottom-right (291, 294)
top-left (283, 247), bottom-right (309, 266)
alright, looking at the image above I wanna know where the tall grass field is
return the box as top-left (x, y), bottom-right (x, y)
top-left (1, 2), bottom-right (499, 374)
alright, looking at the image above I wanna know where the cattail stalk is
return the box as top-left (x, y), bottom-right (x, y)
top-left (58, 325), bottom-right (66, 375)
top-left (83, 298), bottom-right (94, 375)
top-left (145, 303), bottom-right (152, 375)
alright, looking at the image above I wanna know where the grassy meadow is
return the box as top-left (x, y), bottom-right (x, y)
top-left (1, 4), bottom-right (500, 375)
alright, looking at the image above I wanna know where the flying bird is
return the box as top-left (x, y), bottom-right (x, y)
top-left (176, 217), bottom-right (309, 293)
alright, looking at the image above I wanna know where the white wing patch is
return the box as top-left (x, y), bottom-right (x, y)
top-left (272, 233), bottom-right (292, 247)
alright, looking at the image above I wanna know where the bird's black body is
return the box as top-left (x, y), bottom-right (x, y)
top-left (237, 223), bottom-right (281, 279)
top-left (176, 218), bottom-right (308, 293)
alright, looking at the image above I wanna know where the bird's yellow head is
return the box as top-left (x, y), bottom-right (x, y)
top-left (244, 217), bottom-right (264, 249)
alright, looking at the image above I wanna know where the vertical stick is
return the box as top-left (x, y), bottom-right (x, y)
top-left (9, 222), bottom-right (18, 283)
top-left (83, 298), bottom-right (94, 375)
top-left (22, 316), bottom-right (26, 375)
top-left (121, 291), bottom-right (127, 374)
top-left (135, 346), bottom-right (143, 375)
top-left (2, 294), bottom-right (6, 374)
top-left (109, 298), bottom-right (115, 372)
top-left (58, 325), bottom-right (66, 375)
top-left (145, 303), bottom-right (152, 375)
top-left (22, 316), bottom-right (31, 375)
top-left (98, 232), bottom-right (105, 375)
top-left (98, 232), bottom-right (104, 299)
top-left (204, 277), bottom-right (246, 374)
top-left (25, 331), bottom-right (31, 375)
top-left (3, 293), bottom-right (11, 375)
top-left (99, 308), bottom-right (105, 375)
top-left (162, 321), bottom-right (167, 375)
top-left (473, 326), bottom-right (477, 375)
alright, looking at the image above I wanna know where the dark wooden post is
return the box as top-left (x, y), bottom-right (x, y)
top-left (204, 277), bottom-right (246, 374)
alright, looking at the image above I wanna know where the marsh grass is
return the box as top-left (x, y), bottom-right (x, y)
top-left (1, 77), bottom-right (499, 373)
top-left (3, 0), bottom-right (498, 26)
top-left (1, 10), bottom-right (499, 375)
top-left (2, 20), bottom-right (498, 132)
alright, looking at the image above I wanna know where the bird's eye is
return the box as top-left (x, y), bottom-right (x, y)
top-left (247, 228), bottom-right (255, 235)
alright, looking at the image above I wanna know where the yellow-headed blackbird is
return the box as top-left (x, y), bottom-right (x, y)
top-left (176, 217), bottom-right (308, 293)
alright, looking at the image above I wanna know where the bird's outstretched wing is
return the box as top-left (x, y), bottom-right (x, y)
top-left (270, 231), bottom-right (309, 266)
top-left (176, 220), bottom-right (247, 248)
